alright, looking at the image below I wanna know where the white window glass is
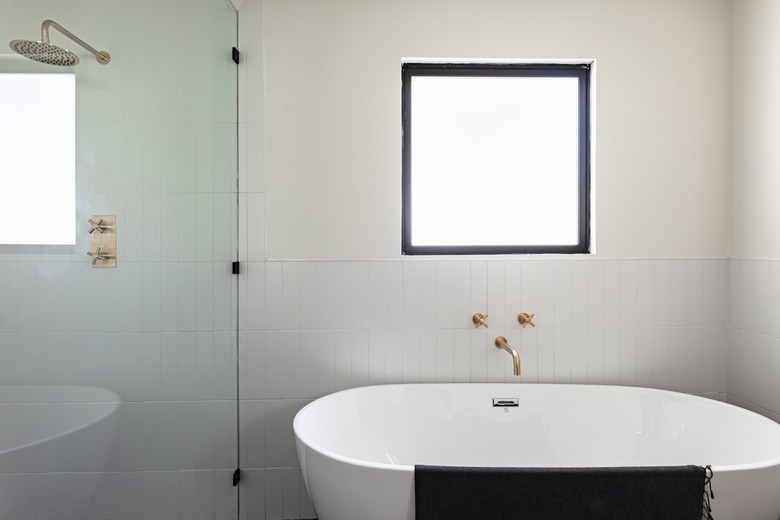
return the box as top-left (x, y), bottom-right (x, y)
top-left (0, 73), bottom-right (76, 245)
top-left (403, 65), bottom-right (590, 255)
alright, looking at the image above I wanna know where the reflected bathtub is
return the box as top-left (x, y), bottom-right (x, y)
top-left (295, 384), bottom-right (780, 520)
top-left (0, 385), bottom-right (120, 517)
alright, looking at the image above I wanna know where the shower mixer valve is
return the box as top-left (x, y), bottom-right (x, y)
top-left (87, 215), bottom-right (117, 268)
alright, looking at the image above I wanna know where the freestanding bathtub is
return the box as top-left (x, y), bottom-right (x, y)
top-left (0, 385), bottom-right (121, 518)
top-left (294, 384), bottom-right (780, 520)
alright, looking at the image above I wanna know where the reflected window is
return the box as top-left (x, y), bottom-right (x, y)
top-left (401, 63), bottom-right (591, 255)
top-left (0, 73), bottom-right (75, 245)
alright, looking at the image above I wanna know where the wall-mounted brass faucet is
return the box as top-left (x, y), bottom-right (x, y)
top-left (495, 336), bottom-right (521, 376)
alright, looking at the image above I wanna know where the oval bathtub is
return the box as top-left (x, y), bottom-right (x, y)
top-left (294, 384), bottom-right (780, 520)
top-left (0, 385), bottom-right (121, 517)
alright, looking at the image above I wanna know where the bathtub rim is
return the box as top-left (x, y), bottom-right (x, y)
top-left (0, 384), bottom-right (121, 457)
top-left (294, 383), bottom-right (780, 475)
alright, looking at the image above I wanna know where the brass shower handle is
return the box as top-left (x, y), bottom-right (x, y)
top-left (517, 312), bottom-right (536, 328)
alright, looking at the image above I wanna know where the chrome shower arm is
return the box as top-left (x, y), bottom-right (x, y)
top-left (41, 19), bottom-right (110, 64)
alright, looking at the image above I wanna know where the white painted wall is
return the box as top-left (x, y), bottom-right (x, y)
top-left (264, 0), bottom-right (731, 260)
top-left (731, 0), bottom-right (780, 260)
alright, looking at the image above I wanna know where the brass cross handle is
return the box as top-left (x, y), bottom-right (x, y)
top-left (87, 247), bottom-right (113, 266)
top-left (472, 313), bottom-right (489, 328)
top-left (517, 312), bottom-right (536, 328)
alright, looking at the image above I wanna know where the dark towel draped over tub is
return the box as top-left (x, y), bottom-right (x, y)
top-left (414, 465), bottom-right (714, 520)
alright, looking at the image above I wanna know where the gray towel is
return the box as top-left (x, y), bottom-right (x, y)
top-left (414, 465), bottom-right (711, 520)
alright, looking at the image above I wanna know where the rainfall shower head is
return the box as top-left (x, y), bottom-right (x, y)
top-left (9, 19), bottom-right (110, 66)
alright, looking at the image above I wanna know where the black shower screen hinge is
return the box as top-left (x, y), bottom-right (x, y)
top-left (233, 468), bottom-right (241, 486)
top-left (232, 47), bottom-right (240, 65)
top-left (232, 261), bottom-right (241, 275)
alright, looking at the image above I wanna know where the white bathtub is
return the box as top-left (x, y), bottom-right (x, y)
top-left (294, 384), bottom-right (780, 520)
top-left (0, 385), bottom-right (120, 517)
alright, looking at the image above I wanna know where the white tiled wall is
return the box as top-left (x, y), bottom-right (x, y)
top-left (235, 3), bottom-right (731, 519)
top-left (727, 259), bottom-right (780, 422)
top-left (236, 257), bottom-right (729, 518)
top-left (0, 0), bottom-right (239, 518)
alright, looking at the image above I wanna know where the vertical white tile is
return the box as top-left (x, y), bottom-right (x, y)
top-left (537, 328), bottom-right (555, 383)
top-left (603, 261), bottom-right (621, 328)
top-left (571, 262), bottom-right (587, 328)
top-left (265, 262), bottom-right (282, 331)
top-left (620, 328), bottom-right (637, 386)
top-left (637, 261), bottom-right (654, 327)
top-left (436, 329), bottom-right (454, 383)
top-left (453, 261), bottom-right (471, 329)
top-left (767, 337), bottom-right (780, 413)
top-left (244, 262), bottom-right (265, 332)
top-left (351, 330), bottom-right (369, 387)
top-left (620, 261), bottom-right (638, 327)
top-left (419, 330), bottom-right (438, 383)
top-left (386, 330), bottom-right (403, 383)
top-left (333, 262), bottom-right (351, 330)
top-left (300, 331), bottom-right (318, 398)
top-left (196, 262), bottom-right (215, 331)
top-left (420, 262), bottom-right (437, 329)
top-left (538, 262), bottom-right (555, 328)
top-left (368, 329), bottom-right (386, 385)
top-left (299, 262), bottom-right (317, 331)
top-left (437, 261), bottom-right (454, 329)
top-left (403, 262), bottom-right (421, 330)
top-left (265, 468), bottom-right (283, 520)
top-left (368, 262), bottom-right (386, 330)
top-left (504, 261), bottom-right (522, 328)
top-left (317, 331), bottom-right (335, 396)
top-left (317, 263), bottom-right (335, 330)
top-left (740, 261), bottom-right (757, 333)
top-left (652, 327), bottom-right (671, 390)
top-left (469, 329), bottom-right (488, 383)
top-left (15, 264), bottom-right (34, 332)
top-left (402, 330), bottom-right (421, 383)
top-left (769, 262), bottom-right (780, 338)
top-left (143, 263), bottom-right (162, 331)
top-left (728, 259), bottom-right (741, 329)
top-left (670, 260), bottom-right (688, 327)
top-left (453, 329), bottom-right (471, 382)
top-left (470, 261), bottom-right (487, 315)
top-left (264, 332), bottom-right (283, 399)
top-left (516, 328), bottom-right (535, 383)
top-left (653, 260), bottom-right (671, 326)
top-left (636, 327), bottom-right (654, 388)
top-left (755, 261), bottom-right (771, 336)
top-left (282, 263), bottom-right (300, 331)
top-left (603, 327), bottom-right (620, 385)
top-left (686, 260), bottom-right (704, 327)
top-left (685, 327), bottom-right (703, 394)
top-left (554, 328), bottom-right (571, 383)
top-left (587, 261), bottom-right (604, 327)
top-left (247, 193), bottom-right (266, 261)
top-left (487, 262), bottom-right (505, 329)
top-left (282, 332), bottom-right (301, 398)
top-left (333, 330), bottom-right (352, 391)
top-left (570, 327), bottom-right (588, 383)
top-left (554, 262), bottom-right (572, 328)
top-left (587, 327), bottom-right (604, 384)
top-left (125, 263), bottom-right (144, 332)
top-left (702, 260), bottom-right (721, 327)
top-left (386, 262), bottom-right (403, 330)
top-left (0, 264), bottom-right (15, 333)
top-left (282, 468), bottom-right (300, 520)
top-left (350, 262), bottom-right (369, 330)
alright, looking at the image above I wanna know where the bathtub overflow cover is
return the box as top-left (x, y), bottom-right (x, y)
top-left (493, 398), bottom-right (519, 407)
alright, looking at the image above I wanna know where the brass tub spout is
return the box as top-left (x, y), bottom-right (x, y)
top-left (495, 336), bottom-right (521, 376)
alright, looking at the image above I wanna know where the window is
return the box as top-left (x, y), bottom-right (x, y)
top-left (402, 63), bottom-right (591, 255)
top-left (0, 73), bottom-right (76, 245)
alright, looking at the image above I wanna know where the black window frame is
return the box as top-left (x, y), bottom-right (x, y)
top-left (401, 62), bottom-right (591, 255)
